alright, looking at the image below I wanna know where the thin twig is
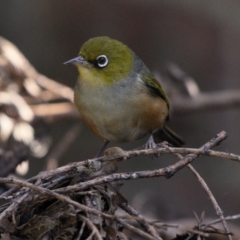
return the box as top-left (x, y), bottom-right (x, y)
top-left (117, 218), bottom-right (158, 240)
top-left (120, 202), bottom-right (162, 240)
top-left (31, 102), bottom-right (79, 122)
top-left (168, 135), bottom-right (232, 239)
top-left (166, 63), bottom-right (240, 113)
top-left (172, 90), bottom-right (240, 113)
top-left (55, 131), bottom-right (227, 194)
top-left (34, 74), bottom-right (73, 102)
top-left (79, 215), bottom-right (103, 240)
top-left (0, 177), bottom-right (163, 240)
top-left (188, 164), bottom-right (232, 240)
top-left (205, 213), bottom-right (240, 227)
top-left (151, 221), bottom-right (209, 237)
top-left (154, 147), bottom-right (240, 163)
top-left (75, 220), bottom-right (86, 240)
top-left (0, 131), bottom-right (230, 204)
top-left (0, 177), bottom-right (114, 221)
top-left (0, 192), bottom-right (28, 224)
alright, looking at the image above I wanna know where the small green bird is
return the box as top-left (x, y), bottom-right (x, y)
top-left (65, 36), bottom-right (183, 156)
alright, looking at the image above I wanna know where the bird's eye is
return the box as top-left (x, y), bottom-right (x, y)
top-left (96, 55), bottom-right (108, 68)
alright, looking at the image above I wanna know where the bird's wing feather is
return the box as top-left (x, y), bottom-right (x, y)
top-left (142, 72), bottom-right (170, 109)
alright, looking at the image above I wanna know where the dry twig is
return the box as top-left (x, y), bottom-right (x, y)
top-left (0, 131), bottom-right (238, 238)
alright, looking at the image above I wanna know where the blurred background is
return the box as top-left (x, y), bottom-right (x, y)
top-left (1, 0), bottom-right (240, 226)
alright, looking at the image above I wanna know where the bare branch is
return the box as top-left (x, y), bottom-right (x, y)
top-left (120, 203), bottom-right (162, 240)
top-left (30, 102), bottom-right (79, 122)
top-left (172, 90), bottom-right (240, 113)
top-left (116, 218), bottom-right (158, 240)
top-left (188, 165), bottom-right (232, 240)
top-left (206, 213), bottom-right (240, 227)
top-left (79, 215), bottom-right (103, 240)
top-left (165, 63), bottom-right (240, 113)
top-left (0, 177), bottom-right (115, 220)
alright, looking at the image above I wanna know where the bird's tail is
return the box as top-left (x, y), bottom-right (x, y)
top-left (153, 125), bottom-right (184, 147)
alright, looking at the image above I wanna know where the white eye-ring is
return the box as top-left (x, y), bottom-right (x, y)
top-left (96, 55), bottom-right (108, 68)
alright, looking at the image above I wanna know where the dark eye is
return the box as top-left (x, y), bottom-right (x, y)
top-left (96, 55), bottom-right (108, 68)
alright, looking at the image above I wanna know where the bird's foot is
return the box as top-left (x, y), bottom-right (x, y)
top-left (143, 136), bottom-right (171, 158)
top-left (143, 135), bottom-right (159, 158)
top-left (144, 135), bottom-right (157, 149)
top-left (158, 141), bottom-right (172, 148)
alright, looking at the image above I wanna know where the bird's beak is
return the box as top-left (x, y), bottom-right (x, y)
top-left (64, 55), bottom-right (89, 66)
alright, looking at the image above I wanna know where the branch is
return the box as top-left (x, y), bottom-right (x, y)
top-left (30, 102), bottom-right (79, 122)
top-left (188, 165), bottom-right (232, 240)
top-left (172, 90), bottom-right (240, 113)
top-left (78, 215), bottom-right (103, 240)
top-left (52, 131), bottom-right (227, 194)
top-left (0, 177), bottom-right (116, 220)
top-left (165, 63), bottom-right (240, 113)
top-left (120, 203), bottom-right (162, 240)
top-left (0, 131), bottom-right (239, 238)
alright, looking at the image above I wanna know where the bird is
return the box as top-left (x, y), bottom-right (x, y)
top-left (64, 36), bottom-right (183, 157)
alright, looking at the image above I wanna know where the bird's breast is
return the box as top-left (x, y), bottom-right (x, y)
top-left (74, 77), bottom-right (168, 142)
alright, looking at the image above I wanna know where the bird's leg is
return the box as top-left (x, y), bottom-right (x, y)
top-left (144, 134), bottom-right (157, 149)
top-left (95, 140), bottom-right (110, 157)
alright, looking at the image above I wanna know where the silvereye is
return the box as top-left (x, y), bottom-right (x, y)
top-left (65, 36), bottom-right (183, 157)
